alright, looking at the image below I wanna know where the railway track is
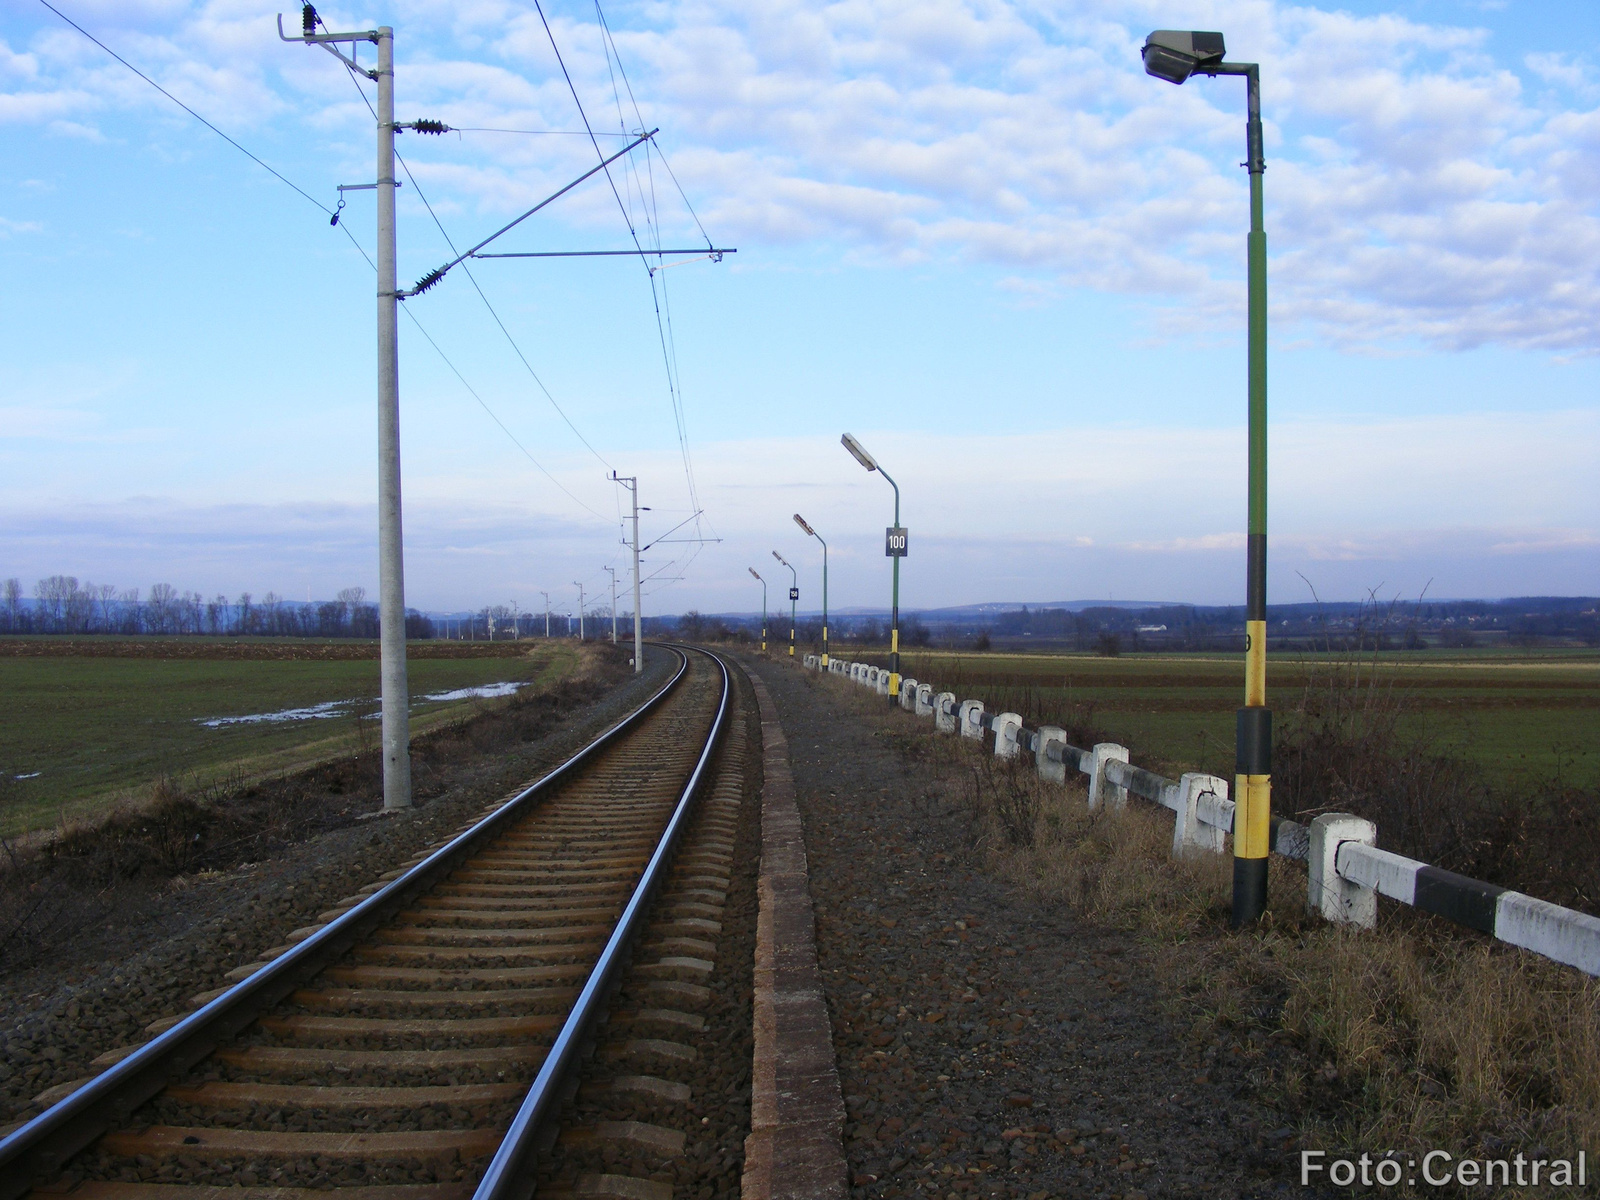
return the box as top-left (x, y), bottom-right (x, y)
top-left (0, 645), bottom-right (753, 1200)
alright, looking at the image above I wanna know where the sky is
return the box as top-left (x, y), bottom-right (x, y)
top-left (1, 0), bottom-right (1597, 617)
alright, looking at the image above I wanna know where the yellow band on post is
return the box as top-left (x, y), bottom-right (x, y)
top-left (1233, 773), bottom-right (1271, 859)
top-left (891, 628), bottom-right (899, 653)
top-left (1245, 619), bottom-right (1267, 707)
top-left (888, 672), bottom-right (900, 695)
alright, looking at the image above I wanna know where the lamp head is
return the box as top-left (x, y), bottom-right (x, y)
top-left (1142, 30), bottom-right (1225, 84)
top-left (793, 513), bottom-right (816, 537)
top-left (840, 432), bottom-right (878, 472)
top-left (749, 567), bottom-right (761, 581)
top-left (771, 550), bottom-right (786, 566)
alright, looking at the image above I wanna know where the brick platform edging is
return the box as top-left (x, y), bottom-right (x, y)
top-left (741, 671), bottom-right (849, 1200)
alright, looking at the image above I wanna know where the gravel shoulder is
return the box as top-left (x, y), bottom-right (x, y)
top-left (746, 656), bottom-right (1333, 1200)
top-left (0, 646), bottom-right (676, 1127)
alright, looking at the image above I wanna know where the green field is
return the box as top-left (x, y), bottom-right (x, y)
top-left (868, 646), bottom-right (1600, 789)
top-left (0, 638), bottom-right (583, 838)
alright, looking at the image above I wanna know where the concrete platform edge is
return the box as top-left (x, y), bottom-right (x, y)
top-left (741, 668), bottom-right (849, 1200)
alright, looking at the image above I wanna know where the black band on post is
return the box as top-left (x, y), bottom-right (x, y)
top-left (1236, 707), bottom-right (1272, 775)
top-left (1232, 857), bottom-right (1267, 928)
top-left (1246, 533), bottom-right (1267, 621)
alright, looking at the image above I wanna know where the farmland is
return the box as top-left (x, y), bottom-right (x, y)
top-left (0, 637), bottom-right (585, 838)
top-left (874, 645), bottom-right (1600, 789)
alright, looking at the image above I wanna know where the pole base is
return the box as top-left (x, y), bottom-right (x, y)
top-left (1232, 856), bottom-right (1268, 928)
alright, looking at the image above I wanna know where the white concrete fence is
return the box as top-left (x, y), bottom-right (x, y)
top-left (798, 653), bottom-right (1600, 977)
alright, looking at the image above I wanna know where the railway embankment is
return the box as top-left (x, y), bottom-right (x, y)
top-left (0, 646), bottom-right (673, 1133)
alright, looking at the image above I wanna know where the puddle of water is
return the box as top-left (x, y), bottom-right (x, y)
top-left (418, 681), bottom-right (526, 702)
top-left (197, 681), bottom-right (528, 728)
top-left (13, 772), bottom-right (41, 780)
top-left (200, 700), bottom-right (355, 727)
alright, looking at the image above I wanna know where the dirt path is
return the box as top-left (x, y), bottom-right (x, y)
top-left (747, 656), bottom-right (1332, 1200)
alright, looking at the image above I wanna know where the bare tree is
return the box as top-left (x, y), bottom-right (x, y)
top-left (118, 588), bottom-right (141, 633)
top-left (95, 583), bottom-right (118, 631)
top-left (2, 578), bottom-right (19, 632)
top-left (147, 583), bottom-right (178, 634)
top-left (236, 592), bottom-right (253, 635)
top-left (65, 579), bottom-right (94, 631)
top-left (34, 576), bottom-right (85, 633)
top-left (183, 591), bottom-right (204, 634)
top-left (261, 591), bottom-right (282, 636)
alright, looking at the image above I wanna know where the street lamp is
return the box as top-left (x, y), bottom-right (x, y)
top-left (772, 550), bottom-right (797, 658)
top-left (793, 513), bottom-right (828, 668)
top-left (573, 581), bottom-right (585, 642)
top-left (748, 568), bottom-right (767, 653)
top-left (841, 432), bottom-right (905, 700)
top-left (1144, 29), bottom-right (1271, 929)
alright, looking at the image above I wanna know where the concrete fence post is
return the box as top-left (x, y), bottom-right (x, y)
top-left (934, 693), bottom-right (958, 734)
top-left (959, 700), bottom-right (986, 741)
top-left (993, 712), bottom-right (1023, 759)
top-left (1087, 743), bottom-right (1129, 811)
top-left (1309, 813), bottom-right (1378, 928)
top-left (1036, 725), bottom-right (1067, 784)
top-left (914, 683), bottom-right (934, 717)
top-left (899, 677), bottom-right (918, 710)
top-left (876, 671), bottom-right (891, 697)
top-left (1172, 773), bottom-right (1229, 858)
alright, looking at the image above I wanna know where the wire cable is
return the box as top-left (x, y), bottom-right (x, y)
top-left (334, 56), bottom-right (615, 473)
top-left (455, 127), bottom-right (630, 136)
top-left (36, 0), bottom-right (334, 218)
top-left (400, 309), bottom-right (609, 521)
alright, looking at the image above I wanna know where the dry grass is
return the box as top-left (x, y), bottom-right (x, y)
top-left (830, 674), bottom-right (1600, 1194)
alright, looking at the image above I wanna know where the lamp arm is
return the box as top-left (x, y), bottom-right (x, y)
top-left (877, 466), bottom-right (901, 526)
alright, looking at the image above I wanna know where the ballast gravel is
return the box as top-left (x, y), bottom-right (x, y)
top-left (748, 658), bottom-right (1335, 1200)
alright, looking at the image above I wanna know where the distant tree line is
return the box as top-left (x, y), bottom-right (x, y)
top-left (0, 576), bottom-right (435, 639)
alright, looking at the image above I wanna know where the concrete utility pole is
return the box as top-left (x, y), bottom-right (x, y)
top-left (604, 567), bottom-right (618, 644)
top-left (284, 12), bottom-right (409, 811)
top-left (574, 582), bottom-right (585, 641)
top-left (540, 591), bottom-right (550, 638)
top-left (612, 473), bottom-right (644, 673)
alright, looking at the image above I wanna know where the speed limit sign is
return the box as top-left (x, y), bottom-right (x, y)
top-left (789, 587), bottom-right (799, 601)
top-left (885, 526), bottom-right (909, 557)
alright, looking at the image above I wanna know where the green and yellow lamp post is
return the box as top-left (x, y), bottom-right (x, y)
top-left (1143, 29), bottom-right (1271, 927)
top-left (841, 433), bottom-right (905, 700)
top-left (772, 550), bottom-right (797, 657)
top-left (748, 567), bottom-right (767, 653)
top-left (793, 513), bottom-right (828, 668)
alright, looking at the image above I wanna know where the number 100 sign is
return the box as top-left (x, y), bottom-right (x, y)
top-left (885, 526), bottom-right (909, 557)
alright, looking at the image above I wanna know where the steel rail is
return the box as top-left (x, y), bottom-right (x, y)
top-left (0, 645), bottom-right (695, 1199)
top-left (474, 645), bottom-right (734, 1200)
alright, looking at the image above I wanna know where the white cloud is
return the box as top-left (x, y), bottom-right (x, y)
top-left (11, 1), bottom-right (1598, 353)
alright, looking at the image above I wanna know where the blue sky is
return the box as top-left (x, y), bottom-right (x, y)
top-left (1, 0), bottom-right (1597, 616)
